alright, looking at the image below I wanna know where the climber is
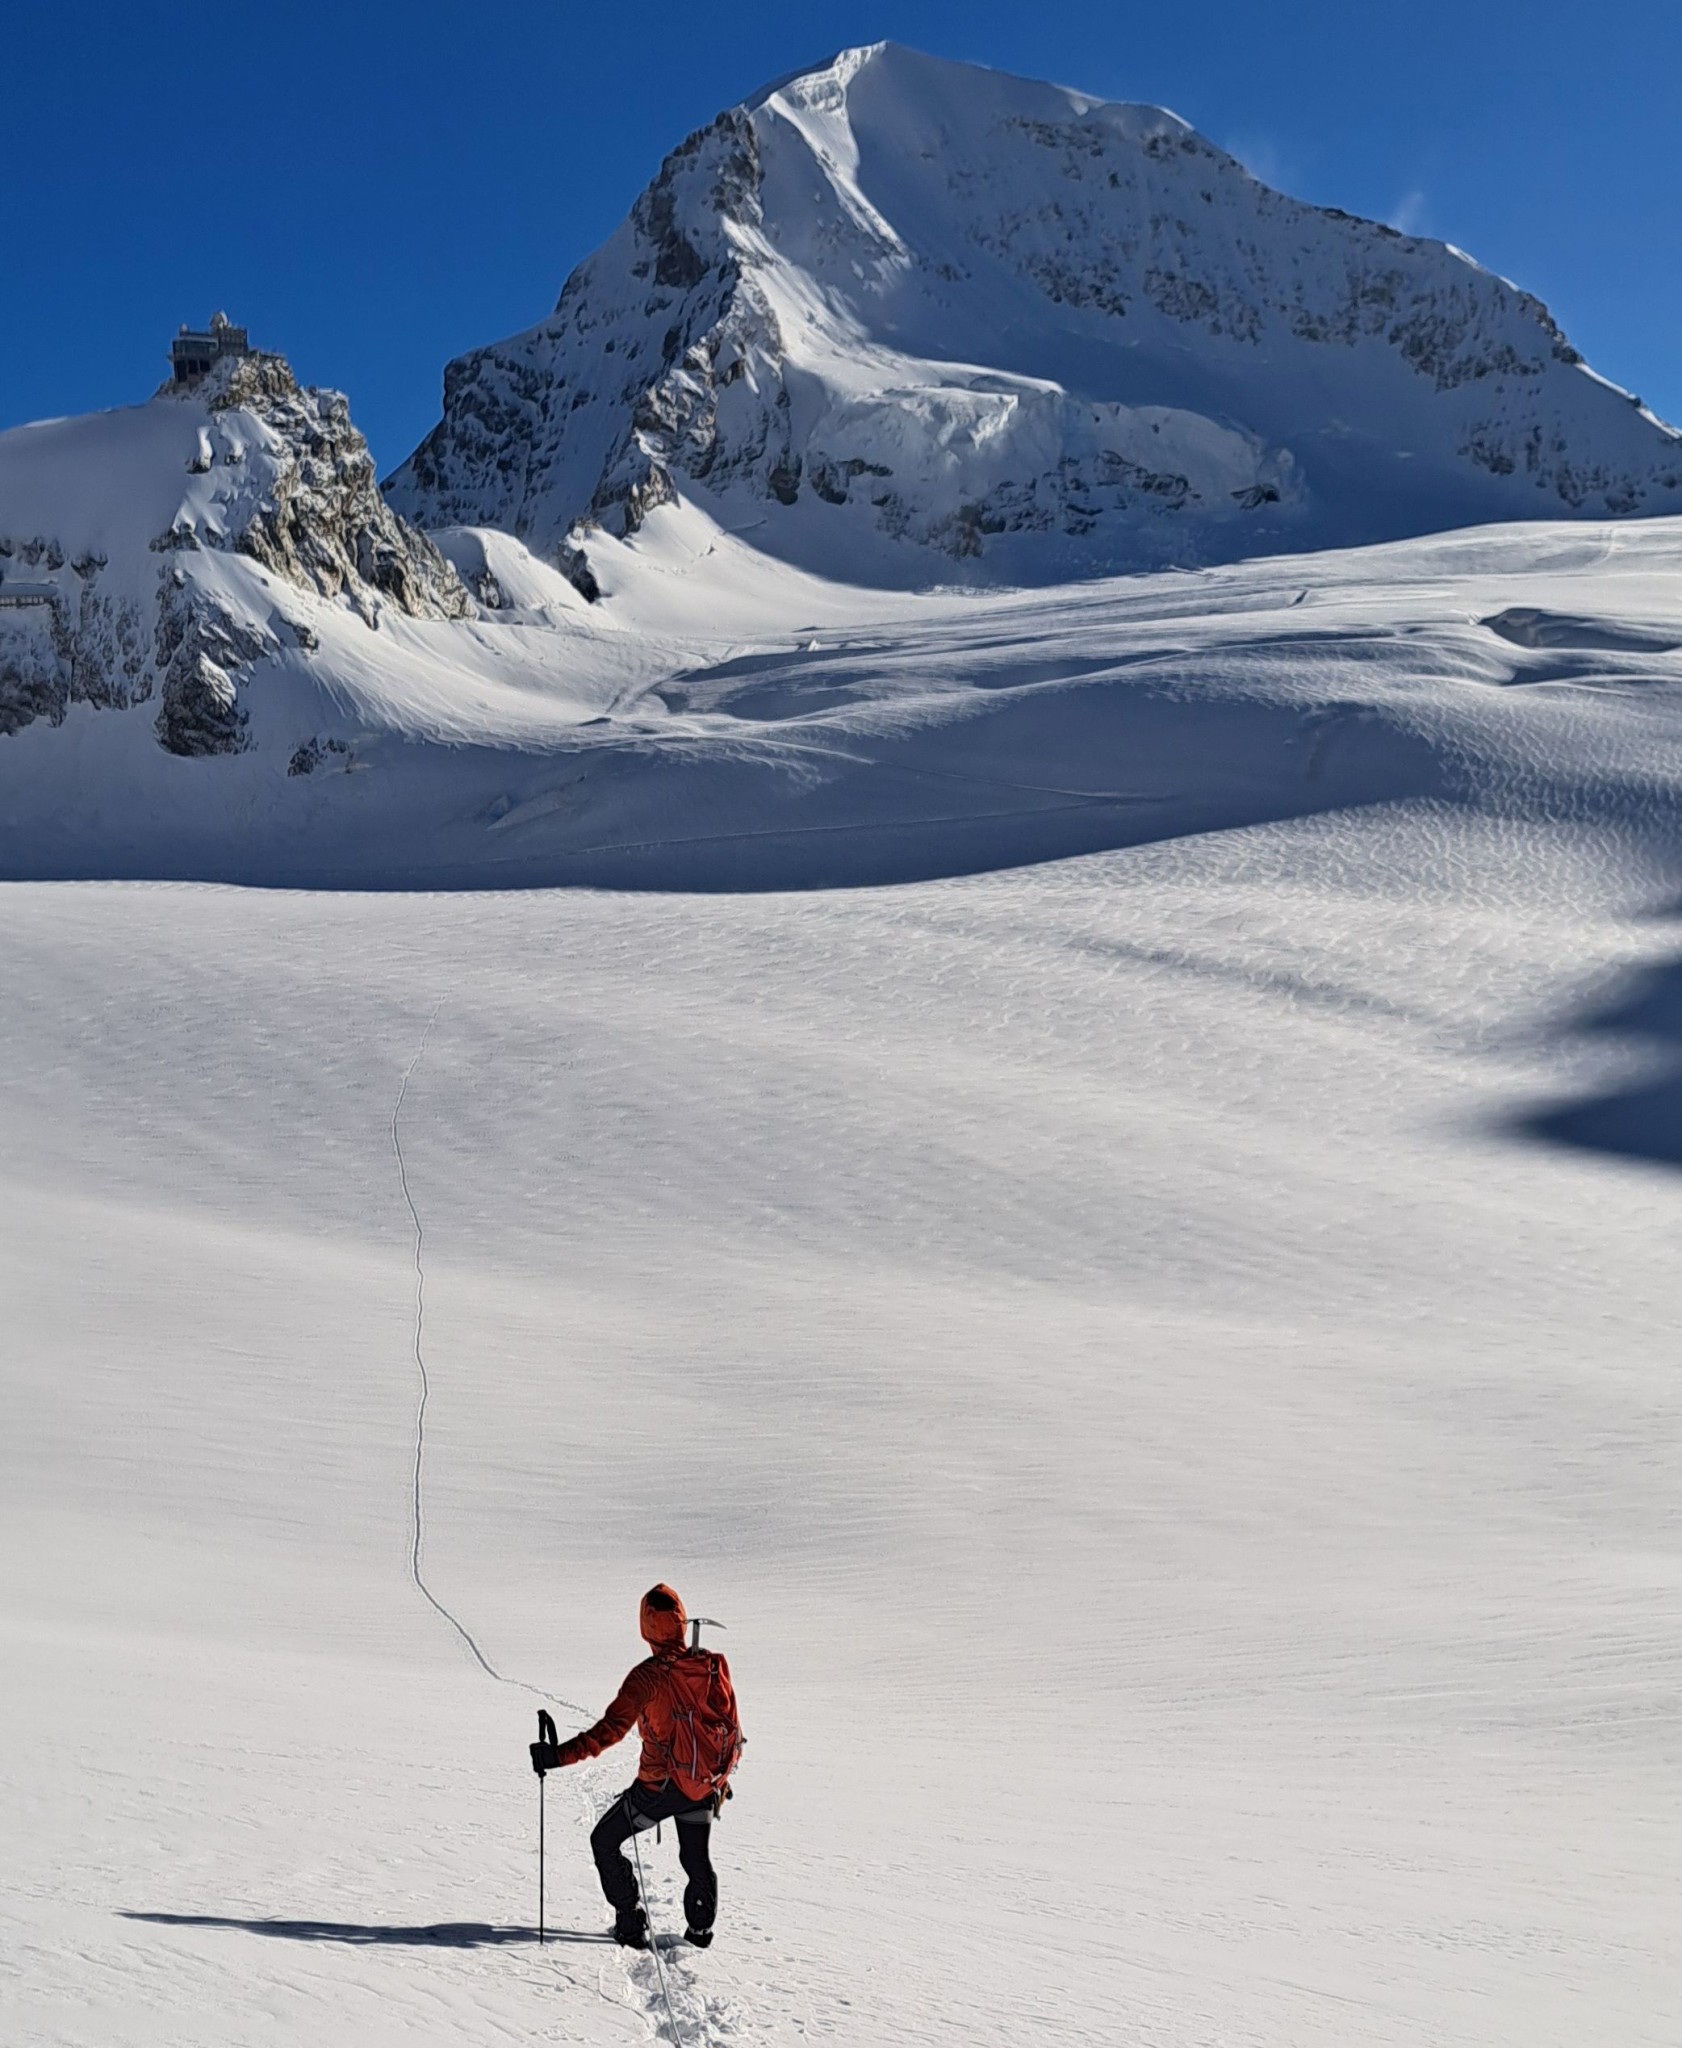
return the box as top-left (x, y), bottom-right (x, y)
top-left (531, 1584), bottom-right (743, 1950)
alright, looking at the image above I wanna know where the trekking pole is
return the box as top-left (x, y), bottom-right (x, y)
top-left (535, 1709), bottom-right (558, 1943)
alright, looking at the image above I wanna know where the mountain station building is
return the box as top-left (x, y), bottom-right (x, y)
top-left (170, 312), bottom-right (250, 386)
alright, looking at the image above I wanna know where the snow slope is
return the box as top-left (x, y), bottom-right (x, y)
top-left (5, 412), bottom-right (1682, 2048)
top-left (3, 797), bottom-right (1680, 2047)
top-left (389, 43), bottom-right (1682, 585)
top-left (3, 495), bottom-right (1682, 887)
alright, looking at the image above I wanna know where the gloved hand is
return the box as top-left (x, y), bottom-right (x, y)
top-left (532, 1707), bottom-right (562, 1775)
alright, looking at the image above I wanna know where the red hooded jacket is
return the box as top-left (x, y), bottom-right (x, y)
top-left (556, 1584), bottom-right (737, 1797)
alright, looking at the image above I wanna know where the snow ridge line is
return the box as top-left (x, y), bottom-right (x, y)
top-left (391, 1006), bottom-right (584, 1713)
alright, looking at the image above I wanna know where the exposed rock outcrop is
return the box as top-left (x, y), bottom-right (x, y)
top-left (0, 549), bottom-right (152, 738)
top-left (152, 573), bottom-right (274, 756)
top-left (199, 354), bottom-right (472, 622)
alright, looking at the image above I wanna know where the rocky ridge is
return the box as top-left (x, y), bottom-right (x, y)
top-left (198, 354), bottom-right (471, 627)
top-left (0, 354), bottom-right (470, 754)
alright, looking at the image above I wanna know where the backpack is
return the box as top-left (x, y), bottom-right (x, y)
top-left (661, 1648), bottom-right (744, 1808)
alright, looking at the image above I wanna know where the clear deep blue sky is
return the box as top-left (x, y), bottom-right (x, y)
top-left (5, 1), bottom-right (1678, 471)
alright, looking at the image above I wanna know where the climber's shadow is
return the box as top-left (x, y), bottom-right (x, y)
top-left (122, 1910), bottom-right (609, 1947)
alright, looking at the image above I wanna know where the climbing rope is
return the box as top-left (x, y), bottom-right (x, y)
top-left (391, 1006), bottom-right (584, 1713)
top-left (395, 1009), bottom-right (696, 2041)
top-left (630, 1824), bottom-right (692, 2048)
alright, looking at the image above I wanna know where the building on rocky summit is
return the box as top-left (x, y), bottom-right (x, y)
top-left (170, 312), bottom-right (250, 386)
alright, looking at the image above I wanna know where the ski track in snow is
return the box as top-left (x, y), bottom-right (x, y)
top-left (392, 1001), bottom-right (503, 1685)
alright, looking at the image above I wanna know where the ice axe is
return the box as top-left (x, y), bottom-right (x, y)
top-left (533, 1708), bottom-right (558, 1943)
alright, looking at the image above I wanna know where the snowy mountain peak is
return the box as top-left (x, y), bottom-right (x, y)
top-left (386, 44), bottom-right (1682, 586)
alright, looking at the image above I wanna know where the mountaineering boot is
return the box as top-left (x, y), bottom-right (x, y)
top-left (685, 1925), bottom-right (714, 1948)
top-left (614, 1904), bottom-right (649, 1949)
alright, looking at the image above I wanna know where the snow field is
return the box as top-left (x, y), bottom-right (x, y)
top-left (3, 795), bottom-right (1679, 2045)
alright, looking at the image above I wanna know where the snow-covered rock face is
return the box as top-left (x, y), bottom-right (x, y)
top-left (0, 354), bottom-right (469, 753)
top-left (387, 42), bottom-right (1682, 584)
top-left (195, 354), bottom-right (472, 627)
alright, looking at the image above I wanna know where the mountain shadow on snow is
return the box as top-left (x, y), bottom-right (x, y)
top-left (1519, 935), bottom-right (1682, 1171)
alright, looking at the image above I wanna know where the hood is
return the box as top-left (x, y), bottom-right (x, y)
top-left (640, 1582), bottom-right (687, 1651)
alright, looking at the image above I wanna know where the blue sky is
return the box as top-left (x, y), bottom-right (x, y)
top-left (4, 1), bottom-right (1677, 470)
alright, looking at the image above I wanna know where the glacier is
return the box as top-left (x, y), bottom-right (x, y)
top-left (3, 48), bottom-right (1682, 2048)
top-left (4, 44), bottom-right (1682, 882)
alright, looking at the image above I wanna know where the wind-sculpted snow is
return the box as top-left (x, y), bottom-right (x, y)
top-left (3, 505), bottom-right (1682, 888)
top-left (388, 42), bottom-right (1682, 585)
top-left (0, 355), bottom-right (469, 755)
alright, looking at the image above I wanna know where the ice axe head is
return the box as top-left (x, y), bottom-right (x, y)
top-left (688, 1616), bottom-right (726, 1649)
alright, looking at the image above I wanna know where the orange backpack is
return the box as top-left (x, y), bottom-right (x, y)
top-left (661, 1648), bottom-right (745, 1808)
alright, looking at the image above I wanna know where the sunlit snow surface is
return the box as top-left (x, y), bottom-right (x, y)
top-left (6, 501), bottom-right (1682, 891)
top-left (4, 519), bottom-right (1682, 2045)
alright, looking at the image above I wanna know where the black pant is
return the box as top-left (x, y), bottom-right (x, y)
top-left (590, 1780), bottom-right (718, 1931)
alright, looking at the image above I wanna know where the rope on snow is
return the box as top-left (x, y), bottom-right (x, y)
top-left (391, 1004), bottom-right (583, 1713)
